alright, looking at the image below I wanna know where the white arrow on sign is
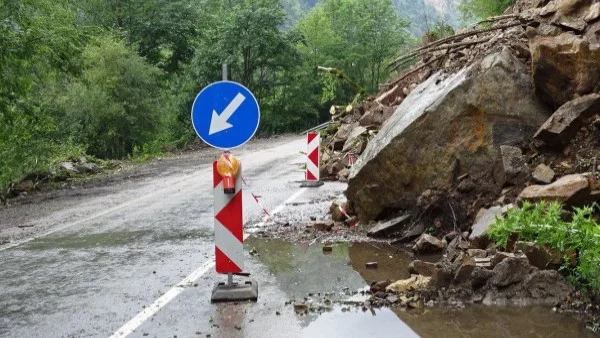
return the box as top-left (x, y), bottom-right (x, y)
top-left (209, 93), bottom-right (246, 135)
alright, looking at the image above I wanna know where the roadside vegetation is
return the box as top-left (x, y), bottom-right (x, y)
top-left (0, 0), bottom-right (409, 196)
top-left (489, 201), bottom-right (600, 291)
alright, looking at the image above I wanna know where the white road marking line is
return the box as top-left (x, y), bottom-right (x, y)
top-left (108, 187), bottom-right (308, 338)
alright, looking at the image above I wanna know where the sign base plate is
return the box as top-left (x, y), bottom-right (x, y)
top-left (210, 279), bottom-right (259, 303)
top-left (300, 180), bottom-right (324, 188)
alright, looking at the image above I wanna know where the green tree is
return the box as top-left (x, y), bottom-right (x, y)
top-left (59, 36), bottom-right (164, 159)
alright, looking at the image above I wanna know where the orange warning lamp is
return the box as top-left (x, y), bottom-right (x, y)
top-left (216, 151), bottom-right (240, 194)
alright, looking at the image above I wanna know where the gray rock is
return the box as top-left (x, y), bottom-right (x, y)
top-left (342, 126), bottom-right (367, 153)
top-left (59, 162), bottom-right (79, 173)
top-left (346, 48), bottom-right (550, 221)
top-left (76, 163), bottom-right (98, 173)
top-left (498, 145), bottom-right (529, 186)
top-left (518, 173), bottom-right (591, 206)
top-left (331, 123), bottom-right (357, 151)
top-left (408, 260), bottom-right (437, 277)
top-left (469, 206), bottom-right (505, 249)
top-left (532, 164), bottom-right (555, 184)
top-left (533, 94), bottom-right (600, 147)
top-left (523, 270), bottom-right (572, 301)
top-left (489, 256), bottom-right (531, 287)
top-left (367, 214), bottom-right (411, 237)
top-left (412, 234), bottom-right (446, 254)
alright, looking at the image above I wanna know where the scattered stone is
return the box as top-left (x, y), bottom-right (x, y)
top-left (313, 221), bottom-right (334, 232)
top-left (408, 260), bottom-right (437, 277)
top-left (322, 245), bottom-right (333, 252)
top-left (330, 201), bottom-right (345, 222)
top-left (534, 94), bottom-right (600, 146)
top-left (370, 280), bottom-right (393, 293)
top-left (249, 248), bottom-right (258, 256)
top-left (515, 241), bottom-right (560, 270)
top-left (59, 162), bottom-right (79, 173)
top-left (469, 206), bottom-right (503, 249)
top-left (367, 214), bottom-right (411, 237)
top-left (498, 145), bottom-right (529, 186)
top-left (466, 249), bottom-right (487, 258)
top-left (337, 168), bottom-right (350, 182)
top-left (523, 269), bottom-right (573, 302)
top-left (490, 251), bottom-right (516, 268)
top-left (453, 256), bottom-right (476, 284)
top-left (293, 302), bottom-right (309, 314)
top-left (412, 234), bottom-right (446, 254)
top-left (76, 163), bottom-right (98, 173)
top-left (518, 173), bottom-right (591, 206)
top-left (489, 255), bottom-right (531, 287)
top-left (341, 126), bottom-right (367, 153)
top-left (0, 237), bottom-right (9, 245)
top-left (532, 164), bottom-right (555, 184)
top-left (386, 275), bottom-right (432, 293)
top-left (17, 223), bottom-right (34, 228)
top-left (365, 262), bottom-right (378, 269)
top-left (386, 295), bottom-right (399, 304)
top-left (471, 267), bottom-right (495, 289)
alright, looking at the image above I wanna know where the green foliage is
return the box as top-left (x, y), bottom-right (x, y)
top-left (298, 0), bottom-right (410, 94)
top-left (459, 0), bottom-right (515, 21)
top-left (489, 201), bottom-right (600, 290)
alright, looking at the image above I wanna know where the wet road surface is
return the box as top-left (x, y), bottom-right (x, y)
top-left (0, 136), bottom-right (595, 338)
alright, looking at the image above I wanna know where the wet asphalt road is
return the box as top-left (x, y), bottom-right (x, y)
top-left (0, 137), bottom-right (418, 338)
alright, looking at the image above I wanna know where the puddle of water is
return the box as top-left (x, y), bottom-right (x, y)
top-left (248, 236), bottom-right (595, 338)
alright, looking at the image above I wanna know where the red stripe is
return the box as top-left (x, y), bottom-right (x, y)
top-left (215, 190), bottom-right (243, 242)
top-left (215, 246), bottom-right (242, 273)
top-left (213, 161), bottom-right (223, 188)
top-left (307, 132), bottom-right (318, 144)
top-left (307, 170), bottom-right (317, 181)
top-left (308, 148), bottom-right (319, 166)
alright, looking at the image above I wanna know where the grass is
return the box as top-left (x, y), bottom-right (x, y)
top-left (489, 201), bottom-right (600, 290)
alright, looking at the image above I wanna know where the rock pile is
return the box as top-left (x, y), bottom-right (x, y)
top-left (324, 0), bottom-right (600, 229)
top-left (369, 239), bottom-right (573, 307)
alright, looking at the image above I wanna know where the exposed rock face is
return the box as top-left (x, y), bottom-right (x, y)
top-left (346, 49), bottom-right (550, 221)
top-left (533, 93), bottom-right (600, 146)
top-left (530, 32), bottom-right (600, 108)
top-left (518, 173), bottom-right (591, 205)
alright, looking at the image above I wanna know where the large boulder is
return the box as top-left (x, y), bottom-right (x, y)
top-left (530, 32), bottom-right (600, 108)
top-left (533, 93), bottom-right (600, 147)
top-left (346, 48), bottom-right (550, 221)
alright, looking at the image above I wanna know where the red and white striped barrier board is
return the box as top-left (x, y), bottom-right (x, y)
top-left (306, 132), bottom-right (320, 181)
top-left (213, 162), bottom-right (243, 273)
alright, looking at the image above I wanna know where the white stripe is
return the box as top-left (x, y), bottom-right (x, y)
top-left (306, 161), bottom-right (319, 180)
top-left (214, 219), bottom-right (244, 269)
top-left (107, 187), bottom-right (307, 338)
top-left (307, 136), bottom-right (319, 152)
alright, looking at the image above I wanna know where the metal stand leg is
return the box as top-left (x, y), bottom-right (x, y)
top-left (227, 273), bottom-right (233, 286)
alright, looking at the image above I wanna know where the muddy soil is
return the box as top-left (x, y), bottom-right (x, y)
top-left (0, 135), bottom-right (298, 245)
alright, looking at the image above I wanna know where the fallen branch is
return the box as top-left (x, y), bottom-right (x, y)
top-left (473, 14), bottom-right (521, 27)
top-left (387, 53), bottom-right (446, 85)
top-left (388, 21), bottom-right (525, 69)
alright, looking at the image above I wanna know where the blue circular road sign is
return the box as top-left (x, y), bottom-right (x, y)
top-left (191, 81), bottom-right (260, 149)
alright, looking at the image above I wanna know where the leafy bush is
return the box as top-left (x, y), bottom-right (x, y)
top-left (489, 201), bottom-right (600, 290)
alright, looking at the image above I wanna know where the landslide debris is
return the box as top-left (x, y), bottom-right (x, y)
top-left (321, 0), bottom-right (600, 331)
